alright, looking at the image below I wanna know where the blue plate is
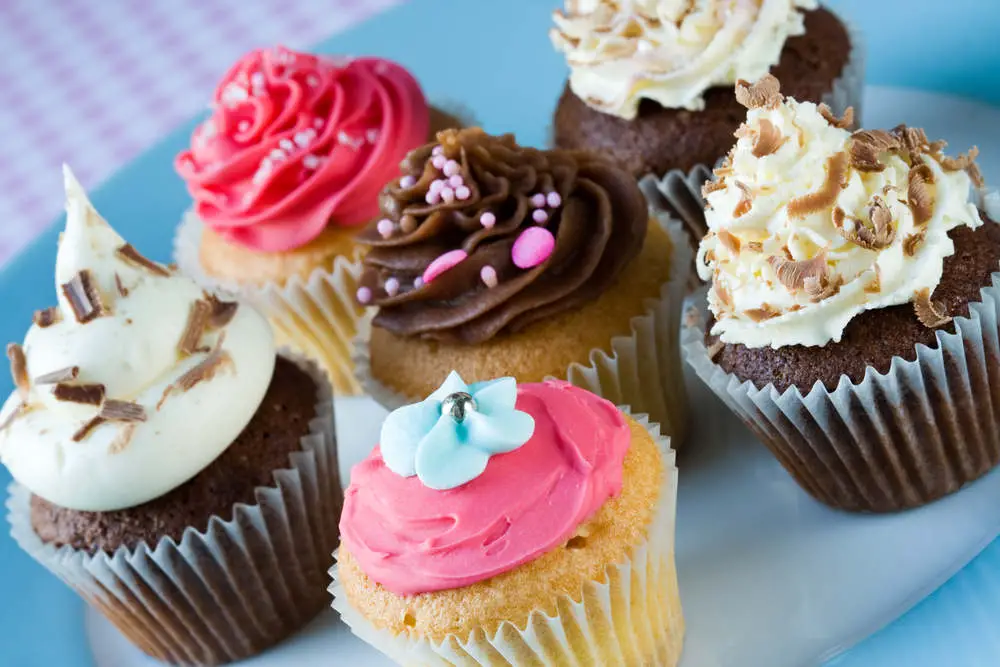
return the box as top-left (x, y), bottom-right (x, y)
top-left (2, 1), bottom-right (1000, 665)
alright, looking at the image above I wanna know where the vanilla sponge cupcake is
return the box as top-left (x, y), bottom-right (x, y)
top-left (4, 169), bottom-right (340, 663)
top-left (332, 372), bottom-right (682, 665)
top-left (685, 76), bottom-right (999, 512)
top-left (174, 46), bottom-right (464, 394)
top-left (353, 128), bottom-right (691, 443)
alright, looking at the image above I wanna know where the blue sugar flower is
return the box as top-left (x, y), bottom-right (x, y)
top-left (380, 371), bottom-right (536, 490)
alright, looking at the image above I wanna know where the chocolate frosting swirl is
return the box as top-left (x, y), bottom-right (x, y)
top-left (357, 128), bottom-right (648, 344)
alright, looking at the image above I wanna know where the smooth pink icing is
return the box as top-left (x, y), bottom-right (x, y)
top-left (175, 47), bottom-right (430, 252)
top-left (340, 380), bottom-right (631, 596)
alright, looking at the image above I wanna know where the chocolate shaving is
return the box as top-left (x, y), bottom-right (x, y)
top-left (178, 299), bottom-right (212, 355)
top-left (818, 104), bottom-right (855, 130)
top-left (706, 340), bottom-right (725, 361)
top-left (849, 130), bottom-right (899, 172)
top-left (0, 402), bottom-right (23, 433)
top-left (893, 125), bottom-right (930, 158)
top-left (746, 241), bottom-right (764, 253)
top-left (967, 162), bottom-right (985, 188)
top-left (713, 284), bottom-right (733, 309)
top-left (903, 230), bottom-right (927, 257)
top-left (108, 423), bottom-right (138, 455)
top-left (752, 119), bottom-right (785, 157)
top-left (913, 288), bottom-right (952, 328)
top-left (939, 146), bottom-right (979, 172)
top-left (744, 303), bottom-right (781, 322)
top-left (115, 273), bottom-right (129, 297)
top-left (34, 366), bottom-right (79, 385)
top-left (768, 252), bottom-right (827, 292)
top-left (32, 307), bottom-right (61, 328)
top-left (72, 416), bottom-right (105, 442)
top-left (832, 198), bottom-right (897, 251)
top-left (115, 244), bottom-right (170, 277)
top-left (787, 152), bottom-right (849, 219)
top-left (701, 178), bottom-right (725, 199)
top-left (100, 399), bottom-right (147, 422)
top-left (907, 164), bottom-right (935, 226)
top-left (6, 343), bottom-right (29, 400)
top-left (53, 383), bottom-right (105, 405)
top-left (717, 229), bottom-right (741, 255)
top-left (735, 74), bottom-right (782, 110)
top-left (160, 336), bottom-right (234, 408)
top-left (206, 294), bottom-right (239, 329)
top-left (804, 273), bottom-right (844, 302)
top-left (60, 270), bottom-right (107, 323)
top-left (733, 181), bottom-right (753, 218)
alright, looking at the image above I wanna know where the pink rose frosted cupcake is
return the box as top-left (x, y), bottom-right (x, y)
top-left (174, 46), bottom-right (466, 393)
top-left (332, 373), bottom-right (683, 665)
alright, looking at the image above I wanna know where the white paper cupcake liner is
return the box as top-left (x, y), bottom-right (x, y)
top-left (330, 410), bottom-right (683, 666)
top-left (683, 257), bottom-right (1000, 513)
top-left (173, 102), bottom-right (476, 398)
top-left (635, 10), bottom-right (865, 253)
top-left (6, 352), bottom-right (341, 665)
top-left (174, 210), bottom-right (370, 398)
top-left (353, 214), bottom-right (693, 447)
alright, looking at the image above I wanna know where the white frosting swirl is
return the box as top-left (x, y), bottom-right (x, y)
top-left (0, 167), bottom-right (275, 511)
top-left (550, 0), bottom-right (817, 119)
top-left (697, 97), bottom-right (983, 349)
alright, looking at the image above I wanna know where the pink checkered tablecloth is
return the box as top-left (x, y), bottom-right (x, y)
top-left (0, 0), bottom-right (403, 267)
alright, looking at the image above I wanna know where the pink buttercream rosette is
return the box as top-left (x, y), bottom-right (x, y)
top-left (176, 47), bottom-right (431, 252)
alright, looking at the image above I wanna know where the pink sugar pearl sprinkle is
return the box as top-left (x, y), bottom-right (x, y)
top-left (480, 265), bottom-right (498, 288)
top-left (530, 193), bottom-right (546, 208)
top-left (432, 155), bottom-right (447, 170)
top-left (384, 277), bottom-right (400, 297)
top-left (547, 192), bottom-right (562, 208)
top-left (400, 175), bottom-right (416, 189)
top-left (448, 174), bottom-right (464, 188)
top-left (443, 160), bottom-right (461, 177)
top-left (356, 287), bottom-right (373, 304)
top-left (512, 227), bottom-right (555, 269)
top-left (422, 249), bottom-right (468, 284)
top-left (376, 218), bottom-right (394, 238)
top-left (432, 145), bottom-right (444, 156)
top-left (532, 209), bottom-right (549, 224)
top-left (480, 212), bottom-right (496, 228)
top-left (456, 185), bottom-right (471, 200)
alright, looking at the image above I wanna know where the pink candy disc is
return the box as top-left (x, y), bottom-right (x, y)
top-left (511, 227), bottom-right (555, 269)
top-left (422, 249), bottom-right (469, 284)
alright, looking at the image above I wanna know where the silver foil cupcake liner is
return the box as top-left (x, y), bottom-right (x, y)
top-left (683, 262), bottom-right (1000, 513)
top-left (7, 352), bottom-right (341, 665)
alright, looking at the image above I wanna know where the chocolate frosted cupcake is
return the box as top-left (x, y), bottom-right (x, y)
top-left (550, 0), bottom-right (863, 240)
top-left (332, 373), bottom-right (682, 665)
top-left (684, 77), bottom-right (999, 512)
top-left (4, 169), bottom-right (340, 664)
top-left (352, 128), bottom-right (691, 442)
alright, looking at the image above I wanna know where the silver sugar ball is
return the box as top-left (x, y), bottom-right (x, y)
top-left (441, 391), bottom-right (477, 423)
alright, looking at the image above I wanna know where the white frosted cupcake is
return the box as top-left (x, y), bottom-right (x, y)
top-left (4, 168), bottom-right (340, 663)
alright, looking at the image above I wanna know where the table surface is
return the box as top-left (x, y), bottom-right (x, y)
top-left (2, 2), bottom-right (1000, 666)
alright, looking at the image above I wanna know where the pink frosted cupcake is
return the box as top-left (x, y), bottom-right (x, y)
top-left (174, 46), bottom-right (466, 393)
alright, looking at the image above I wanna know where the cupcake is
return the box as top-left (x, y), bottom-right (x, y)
top-left (550, 0), bottom-right (863, 238)
top-left (4, 168), bottom-right (340, 664)
top-left (353, 128), bottom-right (691, 443)
top-left (332, 372), bottom-right (682, 665)
top-left (684, 76), bottom-right (1000, 512)
top-left (174, 46), bottom-right (465, 394)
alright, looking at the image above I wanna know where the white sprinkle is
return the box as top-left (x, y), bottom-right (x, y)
top-left (400, 175), bottom-right (416, 189)
top-left (221, 83), bottom-right (249, 105)
top-left (279, 138), bottom-right (295, 152)
top-left (238, 120), bottom-right (251, 132)
top-left (384, 278), bottom-right (400, 297)
top-left (307, 75), bottom-right (320, 87)
top-left (314, 118), bottom-right (324, 129)
top-left (414, 277), bottom-right (424, 289)
top-left (294, 131), bottom-right (312, 148)
top-left (303, 155), bottom-right (320, 170)
top-left (250, 72), bottom-right (265, 86)
top-left (270, 148), bottom-right (286, 161)
top-left (366, 129), bottom-right (380, 144)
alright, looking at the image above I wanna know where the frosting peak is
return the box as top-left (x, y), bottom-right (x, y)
top-left (340, 380), bottom-right (630, 595)
top-left (176, 48), bottom-right (430, 252)
top-left (0, 168), bottom-right (275, 511)
top-left (551, 0), bottom-right (817, 118)
top-left (697, 78), bottom-right (984, 349)
top-left (356, 128), bottom-right (648, 344)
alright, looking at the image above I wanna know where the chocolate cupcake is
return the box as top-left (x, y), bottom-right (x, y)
top-left (3, 168), bottom-right (340, 664)
top-left (683, 77), bottom-right (999, 512)
top-left (550, 0), bottom-right (863, 239)
top-left (352, 128), bottom-right (691, 443)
